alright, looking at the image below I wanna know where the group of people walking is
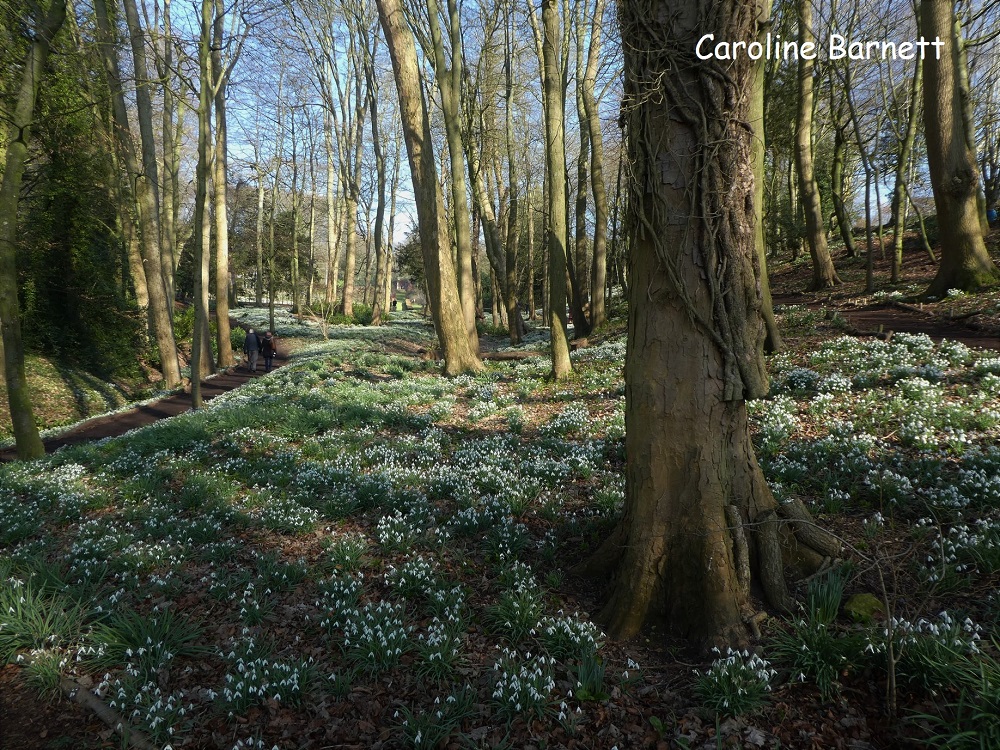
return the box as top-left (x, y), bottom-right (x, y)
top-left (243, 328), bottom-right (277, 373)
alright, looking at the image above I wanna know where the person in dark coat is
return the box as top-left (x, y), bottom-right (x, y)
top-left (260, 331), bottom-right (277, 373)
top-left (244, 328), bottom-right (261, 372)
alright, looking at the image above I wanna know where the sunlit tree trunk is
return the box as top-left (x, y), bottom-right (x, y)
top-left (121, 0), bottom-right (164, 294)
top-left (583, 0), bottom-right (608, 330)
top-left (796, 0), bottom-right (840, 290)
top-left (191, 0), bottom-right (215, 409)
top-left (540, 0), bottom-right (571, 379)
top-left (922, 0), bottom-right (1000, 295)
top-left (0, 0), bottom-right (67, 459)
top-left (94, 0), bottom-right (181, 387)
top-left (366, 38), bottom-right (389, 327)
top-left (375, 0), bottom-right (482, 374)
top-left (212, 0), bottom-right (232, 366)
top-left (158, 0), bottom-right (179, 304)
top-left (426, 0), bottom-right (478, 351)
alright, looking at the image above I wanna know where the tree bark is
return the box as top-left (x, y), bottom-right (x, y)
top-left (94, 0), bottom-right (181, 387)
top-left (191, 0), bottom-right (215, 409)
top-left (591, 0), bottom-right (832, 645)
top-left (583, 0), bottom-right (608, 331)
top-left (541, 0), bottom-right (572, 379)
top-left (375, 0), bottom-right (482, 374)
top-left (890, 62), bottom-right (921, 284)
top-left (750, 0), bottom-right (781, 352)
top-left (830, 123), bottom-right (857, 257)
top-left (796, 0), bottom-right (840, 290)
top-left (0, 0), bottom-right (67, 459)
top-left (426, 0), bottom-right (478, 352)
top-left (212, 0), bottom-right (232, 367)
top-left (922, 0), bottom-right (1000, 296)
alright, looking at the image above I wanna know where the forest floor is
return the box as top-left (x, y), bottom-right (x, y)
top-left (2, 235), bottom-right (1000, 750)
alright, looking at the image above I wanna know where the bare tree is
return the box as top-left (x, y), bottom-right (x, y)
top-left (796, 0), bottom-right (840, 290)
top-left (375, 0), bottom-right (482, 374)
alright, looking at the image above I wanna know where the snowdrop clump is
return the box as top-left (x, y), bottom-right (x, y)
top-left (695, 648), bottom-right (777, 716)
top-left (491, 647), bottom-right (557, 719)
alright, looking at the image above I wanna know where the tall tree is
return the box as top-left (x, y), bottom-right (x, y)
top-left (425, 0), bottom-right (478, 352)
top-left (93, 0), bottom-right (181, 387)
top-left (587, 0), bottom-right (835, 644)
top-left (212, 0), bottom-right (244, 367)
top-left (539, 0), bottom-right (572, 379)
top-left (0, 0), bottom-right (67, 459)
top-left (191, 0), bottom-right (215, 408)
top-left (796, 0), bottom-right (840, 290)
top-left (375, 0), bottom-right (482, 374)
top-left (582, 0), bottom-right (609, 331)
top-left (751, 0), bottom-right (781, 352)
top-left (922, 0), bottom-right (1000, 296)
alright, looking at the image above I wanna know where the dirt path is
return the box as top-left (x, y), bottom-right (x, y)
top-left (0, 353), bottom-right (288, 463)
top-left (772, 295), bottom-right (1000, 351)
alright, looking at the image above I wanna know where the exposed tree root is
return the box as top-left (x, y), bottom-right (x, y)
top-left (777, 496), bottom-right (842, 558)
top-left (58, 675), bottom-right (158, 750)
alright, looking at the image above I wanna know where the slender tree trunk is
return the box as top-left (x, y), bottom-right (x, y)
top-left (889, 62), bottom-right (922, 283)
top-left (541, 0), bottom-right (572, 379)
top-left (0, 0), bottom-right (67, 459)
top-left (922, 0), bottom-right (1000, 295)
top-left (527, 181), bottom-right (536, 320)
top-left (121, 0), bottom-right (164, 292)
top-left (367, 41), bottom-right (389, 326)
top-left (796, 0), bottom-right (840, 290)
top-left (375, 0), bottom-right (482, 374)
top-left (830, 123), bottom-right (857, 257)
top-left (191, 0), bottom-right (215, 409)
top-left (94, 0), bottom-right (180, 387)
top-left (954, 15), bottom-right (989, 235)
top-left (584, 0), bottom-right (608, 330)
top-left (341, 117), bottom-right (364, 318)
top-left (255, 161), bottom-right (265, 305)
top-left (324, 112), bottom-right (341, 305)
top-left (573, 4), bottom-right (591, 335)
top-left (212, 0), bottom-right (232, 366)
top-left (159, 0), bottom-right (178, 304)
top-left (751, 0), bottom-right (781, 352)
top-left (426, 0), bottom-right (478, 351)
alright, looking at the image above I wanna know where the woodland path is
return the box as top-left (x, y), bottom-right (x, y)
top-left (772, 295), bottom-right (1000, 351)
top-left (0, 352), bottom-right (288, 463)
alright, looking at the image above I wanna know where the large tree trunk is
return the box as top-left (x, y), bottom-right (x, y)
top-left (375, 0), bottom-right (482, 375)
top-left (541, 0), bottom-right (572, 379)
top-left (589, 0), bottom-right (833, 645)
top-left (94, 0), bottom-right (181, 387)
top-left (0, 0), bottom-right (67, 460)
top-left (796, 0), bottom-right (840, 290)
top-left (922, 0), bottom-right (1000, 296)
